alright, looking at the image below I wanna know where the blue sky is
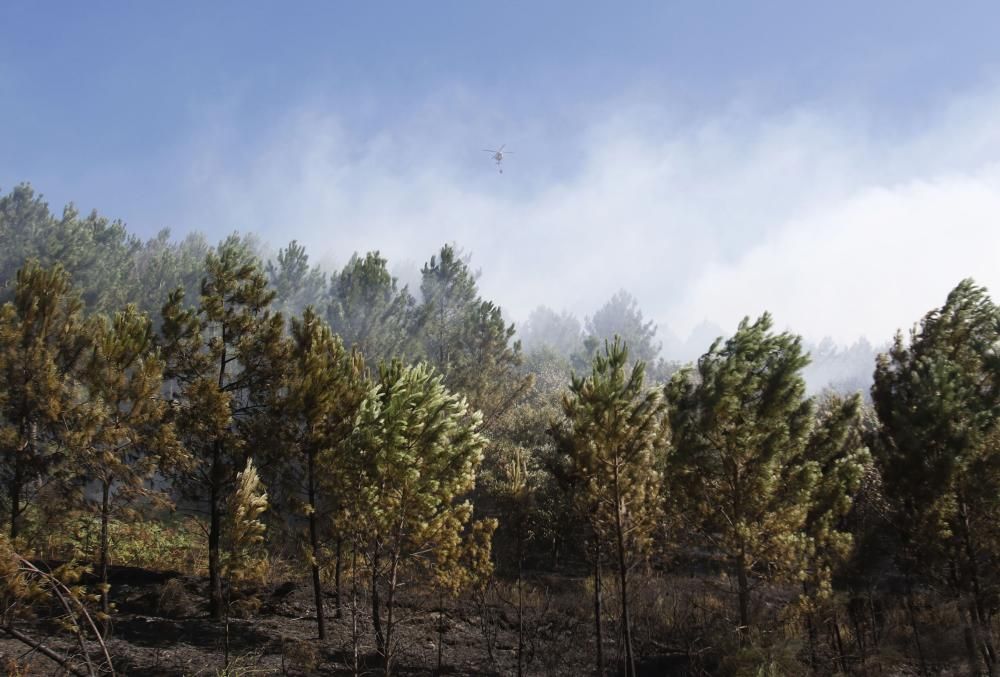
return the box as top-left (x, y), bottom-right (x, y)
top-left (3, 2), bottom-right (1000, 346)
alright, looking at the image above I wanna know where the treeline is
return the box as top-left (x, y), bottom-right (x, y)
top-left (1, 183), bottom-right (999, 677)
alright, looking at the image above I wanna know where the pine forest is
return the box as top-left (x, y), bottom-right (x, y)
top-left (2, 182), bottom-right (1000, 677)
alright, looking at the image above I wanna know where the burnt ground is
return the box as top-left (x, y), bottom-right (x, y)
top-left (0, 556), bottom-right (975, 676)
top-left (0, 562), bottom-right (961, 676)
top-left (0, 565), bottom-right (618, 676)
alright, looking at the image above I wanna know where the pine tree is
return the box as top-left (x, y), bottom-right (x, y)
top-left (220, 458), bottom-right (269, 669)
top-left (666, 313), bottom-right (816, 643)
top-left (479, 365), bottom-right (563, 677)
top-left (547, 411), bottom-right (608, 676)
top-left (581, 290), bottom-right (661, 366)
top-left (416, 245), bottom-right (532, 421)
top-left (340, 360), bottom-right (491, 676)
top-left (577, 290), bottom-right (678, 383)
top-left (525, 346), bottom-right (584, 569)
top-left (327, 251), bottom-right (416, 365)
top-left (802, 393), bottom-right (871, 598)
top-left (267, 240), bottom-right (327, 319)
top-left (520, 306), bottom-right (583, 358)
top-left (799, 392), bottom-right (871, 670)
top-left (221, 458), bottom-right (269, 583)
top-left (454, 300), bottom-right (533, 428)
top-left (280, 307), bottom-right (368, 639)
top-left (45, 205), bottom-right (139, 314)
top-left (554, 337), bottom-right (667, 677)
top-left (0, 185), bottom-right (53, 295)
top-left (418, 244), bottom-right (480, 373)
top-left (872, 279), bottom-right (1000, 673)
top-left (132, 229), bottom-right (211, 322)
top-left (0, 184), bottom-right (139, 314)
top-left (66, 304), bottom-right (186, 627)
top-left (160, 236), bottom-right (286, 620)
top-left (0, 262), bottom-right (88, 540)
top-left (416, 248), bottom-right (533, 597)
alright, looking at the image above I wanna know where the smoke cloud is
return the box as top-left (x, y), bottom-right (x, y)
top-left (166, 86), bottom-right (1000, 348)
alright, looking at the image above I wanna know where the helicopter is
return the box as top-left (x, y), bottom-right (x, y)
top-left (482, 144), bottom-right (512, 173)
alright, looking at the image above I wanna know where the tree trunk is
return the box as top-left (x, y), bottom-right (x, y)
top-left (437, 590), bottom-right (445, 676)
top-left (99, 479), bottom-right (111, 634)
top-left (10, 419), bottom-right (28, 540)
top-left (849, 598), bottom-right (868, 674)
top-left (736, 549), bottom-right (751, 646)
top-left (831, 611), bottom-right (849, 675)
top-left (210, 336), bottom-right (228, 622)
top-left (224, 571), bottom-right (233, 670)
top-left (307, 448), bottom-right (325, 639)
top-left (959, 502), bottom-right (997, 675)
top-left (964, 620), bottom-right (980, 677)
top-left (208, 443), bottom-right (224, 621)
top-left (972, 602), bottom-right (997, 677)
top-left (905, 592), bottom-right (929, 677)
top-left (612, 464), bottom-right (636, 677)
top-left (351, 541), bottom-right (360, 677)
top-left (593, 537), bottom-right (604, 677)
top-left (9, 454), bottom-right (21, 540)
top-left (804, 582), bottom-right (818, 674)
top-left (372, 546), bottom-right (385, 667)
top-left (335, 536), bottom-right (344, 620)
top-left (868, 587), bottom-right (882, 649)
top-left (384, 551), bottom-right (400, 677)
top-left (517, 526), bottom-right (524, 677)
top-left (965, 597), bottom-right (995, 677)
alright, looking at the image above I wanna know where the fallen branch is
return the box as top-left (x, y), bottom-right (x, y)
top-left (1, 624), bottom-right (89, 677)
